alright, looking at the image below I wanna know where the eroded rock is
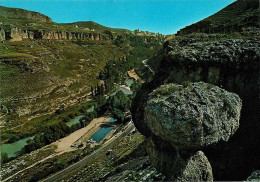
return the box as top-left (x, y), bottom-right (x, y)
top-left (146, 137), bottom-right (213, 181)
top-left (144, 82), bottom-right (242, 150)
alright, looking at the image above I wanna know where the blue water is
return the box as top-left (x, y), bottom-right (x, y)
top-left (109, 118), bottom-right (116, 123)
top-left (66, 115), bottom-right (85, 127)
top-left (0, 136), bottom-right (35, 158)
top-left (88, 126), bottom-right (114, 143)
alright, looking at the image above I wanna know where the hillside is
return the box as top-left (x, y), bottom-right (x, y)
top-left (177, 0), bottom-right (259, 35)
top-left (0, 5), bottom-right (164, 136)
top-left (0, 6), bottom-right (52, 23)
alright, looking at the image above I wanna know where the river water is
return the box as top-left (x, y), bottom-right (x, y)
top-left (0, 136), bottom-right (34, 158)
top-left (65, 115), bottom-right (85, 127)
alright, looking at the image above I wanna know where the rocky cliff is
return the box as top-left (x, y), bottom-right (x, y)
top-left (0, 25), bottom-right (112, 42)
top-left (132, 0), bottom-right (260, 180)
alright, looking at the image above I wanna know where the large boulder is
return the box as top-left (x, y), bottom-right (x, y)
top-left (144, 82), bottom-right (242, 150)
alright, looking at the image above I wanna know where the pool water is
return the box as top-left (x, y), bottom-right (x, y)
top-left (88, 126), bottom-right (114, 143)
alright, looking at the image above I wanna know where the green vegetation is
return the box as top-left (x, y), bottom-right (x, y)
top-left (24, 122), bottom-right (71, 153)
top-left (0, 38), bottom-right (125, 139)
top-left (58, 133), bottom-right (146, 182)
top-left (4, 147), bottom-right (86, 182)
top-left (1, 101), bottom-right (96, 143)
top-left (107, 91), bottom-right (131, 123)
top-left (1, 152), bottom-right (10, 163)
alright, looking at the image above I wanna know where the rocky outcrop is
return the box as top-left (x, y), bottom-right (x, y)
top-left (132, 0), bottom-right (259, 180)
top-left (145, 82), bottom-right (241, 150)
top-left (0, 27), bottom-right (5, 41)
top-left (4, 26), bottom-right (29, 41)
top-left (1, 26), bottom-right (112, 41)
top-left (132, 31), bottom-right (259, 180)
top-left (141, 82), bottom-right (241, 181)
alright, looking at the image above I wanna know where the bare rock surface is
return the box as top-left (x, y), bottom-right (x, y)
top-left (145, 82), bottom-right (242, 150)
top-left (146, 137), bottom-right (213, 181)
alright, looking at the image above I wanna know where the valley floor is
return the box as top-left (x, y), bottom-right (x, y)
top-left (1, 116), bottom-right (121, 181)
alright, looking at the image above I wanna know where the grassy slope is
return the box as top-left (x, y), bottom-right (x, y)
top-left (178, 0), bottom-right (259, 34)
top-left (204, 0), bottom-right (259, 27)
top-left (0, 5), bottom-right (131, 130)
top-left (0, 38), bottom-right (126, 129)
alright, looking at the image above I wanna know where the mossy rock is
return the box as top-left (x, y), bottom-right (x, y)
top-left (144, 82), bottom-right (242, 150)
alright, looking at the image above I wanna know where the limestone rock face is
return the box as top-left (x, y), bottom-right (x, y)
top-left (146, 137), bottom-right (213, 181)
top-left (1, 27), bottom-right (111, 41)
top-left (0, 28), bottom-right (5, 41)
top-left (144, 82), bottom-right (242, 150)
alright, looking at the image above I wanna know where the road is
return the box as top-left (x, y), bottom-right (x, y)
top-left (41, 123), bottom-right (135, 182)
top-left (142, 59), bottom-right (154, 75)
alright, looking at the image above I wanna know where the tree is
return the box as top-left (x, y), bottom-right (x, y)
top-left (107, 91), bottom-right (130, 112)
top-left (112, 108), bottom-right (125, 123)
top-left (9, 135), bottom-right (20, 143)
top-left (1, 152), bottom-right (9, 163)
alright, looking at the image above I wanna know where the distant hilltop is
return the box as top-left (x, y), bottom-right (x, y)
top-left (0, 5), bottom-right (52, 23)
top-left (177, 0), bottom-right (259, 35)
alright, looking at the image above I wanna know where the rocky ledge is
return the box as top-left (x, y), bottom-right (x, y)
top-left (0, 25), bottom-right (113, 42)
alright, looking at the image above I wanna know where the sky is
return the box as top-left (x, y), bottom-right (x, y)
top-left (0, 0), bottom-right (236, 35)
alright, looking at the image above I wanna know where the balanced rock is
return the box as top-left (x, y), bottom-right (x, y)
top-left (144, 82), bottom-right (242, 150)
